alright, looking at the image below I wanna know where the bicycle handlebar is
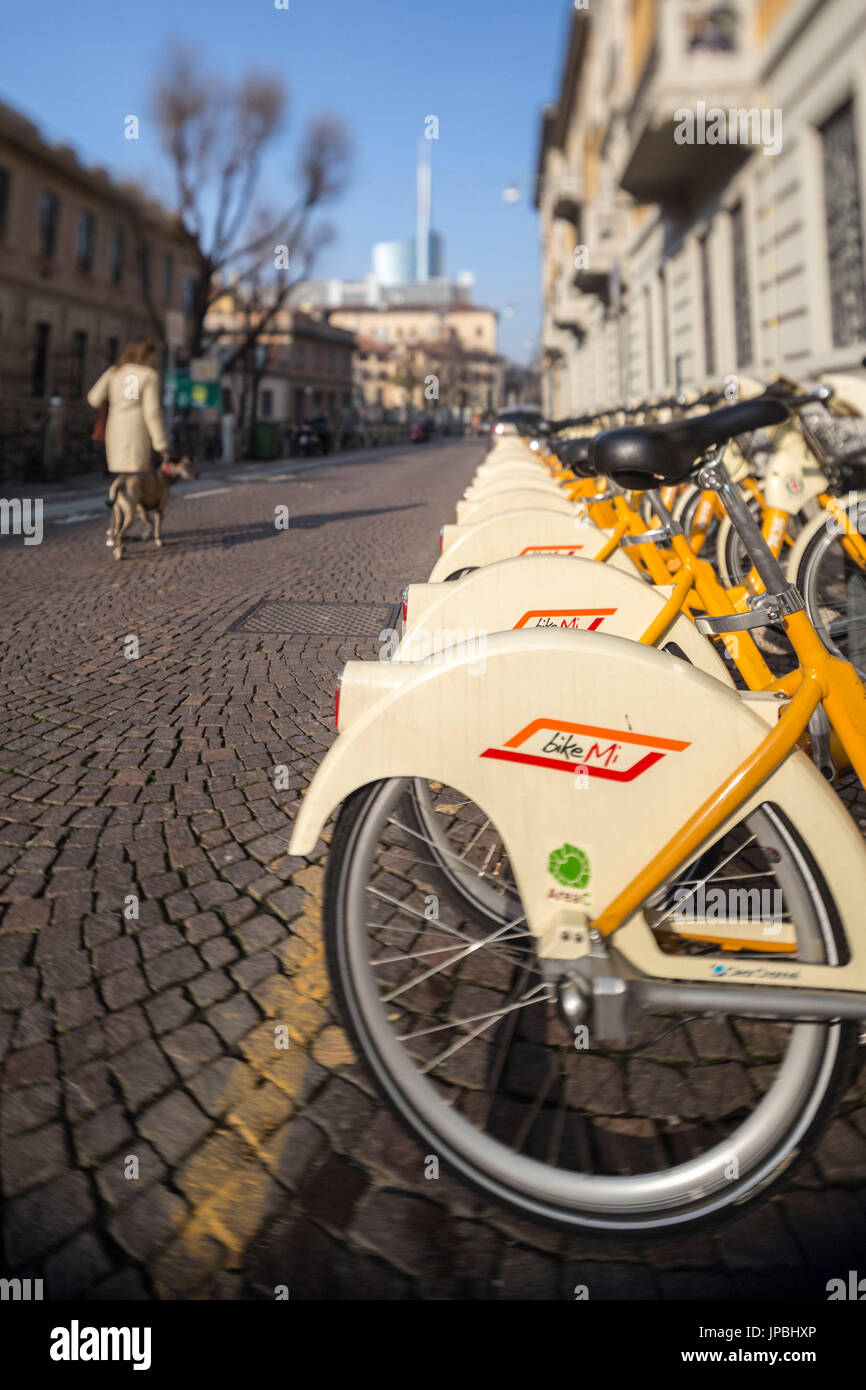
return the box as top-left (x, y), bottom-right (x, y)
top-left (764, 383), bottom-right (834, 411)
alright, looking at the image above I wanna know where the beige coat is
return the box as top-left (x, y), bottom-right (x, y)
top-left (87, 363), bottom-right (169, 474)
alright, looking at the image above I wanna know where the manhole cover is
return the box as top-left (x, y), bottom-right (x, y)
top-left (229, 599), bottom-right (400, 635)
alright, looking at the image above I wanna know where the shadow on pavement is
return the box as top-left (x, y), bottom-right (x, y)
top-left (110, 506), bottom-right (422, 556)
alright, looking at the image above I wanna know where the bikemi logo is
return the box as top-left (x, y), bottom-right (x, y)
top-left (480, 717), bottom-right (691, 782)
top-left (49, 1320), bottom-right (151, 1371)
top-left (518, 544), bottom-right (586, 556)
top-left (513, 607), bottom-right (617, 632)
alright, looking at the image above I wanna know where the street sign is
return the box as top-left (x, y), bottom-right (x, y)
top-left (190, 358), bottom-right (221, 384)
top-left (163, 372), bottom-right (221, 410)
top-left (163, 370), bottom-right (187, 408)
top-left (190, 382), bottom-right (221, 408)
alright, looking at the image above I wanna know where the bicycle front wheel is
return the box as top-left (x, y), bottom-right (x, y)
top-left (324, 778), bottom-right (856, 1235)
top-left (797, 516), bottom-right (866, 674)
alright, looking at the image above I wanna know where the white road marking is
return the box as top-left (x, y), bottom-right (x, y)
top-left (185, 487), bottom-right (231, 498)
top-left (232, 472), bottom-right (292, 483)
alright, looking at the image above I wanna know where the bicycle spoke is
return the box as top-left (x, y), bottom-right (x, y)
top-left (380, 915), bottom-right (529, 1003)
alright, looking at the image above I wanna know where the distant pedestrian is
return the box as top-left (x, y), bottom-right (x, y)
top-left (87, 339), bottom-right (170, 546)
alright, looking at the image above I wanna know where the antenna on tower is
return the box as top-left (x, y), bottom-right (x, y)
top-left (416, 138), bottom-right (432, 282)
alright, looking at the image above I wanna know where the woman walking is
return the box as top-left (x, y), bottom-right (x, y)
top-left (87, 338), bottom-right (171, 545)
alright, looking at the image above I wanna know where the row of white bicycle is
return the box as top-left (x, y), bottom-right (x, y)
top-left (290, 378), bottom-right (866, 1235)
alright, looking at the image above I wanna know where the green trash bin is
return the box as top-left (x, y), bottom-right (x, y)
top-left (254, 421), bottom-right (279, 460)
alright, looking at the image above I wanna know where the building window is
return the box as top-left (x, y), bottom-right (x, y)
top-left (109, 227), bottom-right (124, 283)
top-left (0, 167), bottom-right (10, 240)
top-left (70, 330), bottom-right (87, 397)
top-left (658, 267), bottom-right (670, 387)
top-left (31, 321), bottom-right (51, 397)
top-left (138, 241), bottom-right (151, 294)
top-left (328, 349), bottom-right (335, 370)
top-left (730, 201), bottom-right (753, 368)
top-left (699, 233), bottom-right (715, 375)
top-left (76, 211), bottom-right (95, 272)
top-left (163, 253), bottom-right (174, 303)
top-left (38, 192), bottom-right (59, 259)
top-left (687, 6), bottom-right (738, 53)
top-left (260, 389), bottom-right (273, 418)
top-left (643, 285), bottom-right (654, 391)
top-left (821, 99), bottom-right (866, 349)
top-left (182, 273), bottom-right (196, 314)
top-left (106, 335), bottom-right (119, 365)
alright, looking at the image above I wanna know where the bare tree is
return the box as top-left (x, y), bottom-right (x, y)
top-left (391, 345), bottom-right (426, 419)
top-left (148, 45), bottom-right (351, 364)
top-left (429, 329), bottom-right (474, 421)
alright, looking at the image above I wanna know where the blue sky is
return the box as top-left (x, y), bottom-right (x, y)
top-left (2, 0), bottom-right (570, 363)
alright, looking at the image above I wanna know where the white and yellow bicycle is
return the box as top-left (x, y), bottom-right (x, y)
top-left (291, 394), bottom-right (866, 1235)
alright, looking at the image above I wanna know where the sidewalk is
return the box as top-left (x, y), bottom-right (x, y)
top-left (2, 439), bottom-right (459, 528)
top-left (2, 436), bottom-right (864, 1300)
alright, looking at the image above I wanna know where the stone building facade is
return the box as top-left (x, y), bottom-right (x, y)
top-left (205, 293), bottom-right (356, 428)
top-left (0, 100), bottom-right (196, 481)
top-left (537, 0), bottom-right (866, 416)
top-left (329, 302), bottom-right (503, 419)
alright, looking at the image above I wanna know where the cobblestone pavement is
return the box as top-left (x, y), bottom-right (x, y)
top-left (1, 439), bottom-right (865, 1301)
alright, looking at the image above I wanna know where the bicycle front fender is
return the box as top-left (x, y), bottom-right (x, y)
top-left (288, 628), bottom-right (864, 954)
top-left (399, 554), bottom-right (733, 687)
top-left (430, 511), bottom-right (629, 581)
top-left (462, 468), bottom-right (556, 491)
top-left (459, 478), bottom-right (564, 504)
top-left (762, 429), bottom-right (829, 514)
top-left (457, 490), bottom-right (578, 524)
top-left (462, 471), bottom-right (553, 497)
top-left (671, 482), bottom-right (701, 526)
top-left (785, 491), bottom-right (866, 583)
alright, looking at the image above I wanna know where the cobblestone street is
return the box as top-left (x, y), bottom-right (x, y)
top-left (2, 439), bottom-right (866, 1300)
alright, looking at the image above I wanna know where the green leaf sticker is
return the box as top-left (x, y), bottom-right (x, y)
top-left (548, 843), bottom-right (591, 889)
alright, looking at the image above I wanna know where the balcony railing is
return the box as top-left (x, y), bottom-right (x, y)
top-left (552, 274), bottom-right (592, 337)
top-left (541, 167), bottom-right (584, 226)
top-left (573, 202), bottom-right (624, 302)
top-left (620, 0), bottom-right (755, 209)
top-left (542, 307), bottom-right (575, 359)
